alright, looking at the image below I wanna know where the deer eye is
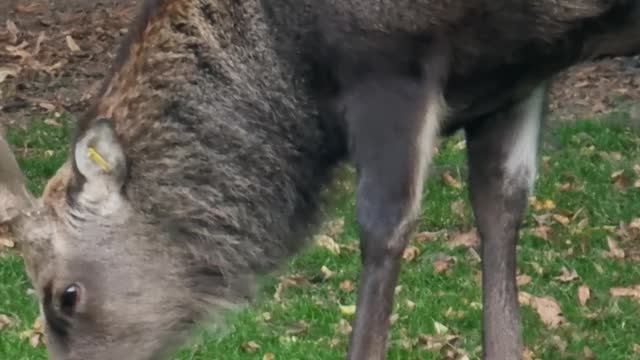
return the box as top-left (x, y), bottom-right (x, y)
top-left (60, 284), bottom-right (81, 314)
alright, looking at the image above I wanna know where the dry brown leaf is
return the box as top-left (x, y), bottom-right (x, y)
top-left (517, 274), bottom-right (532, 287)
top-left (583, 346), bottom-right (594, 359)
top-left (241, 341), bottom-right (261, 353)
top-left (518, 291), bottom-right (565, 328)
top-left (634, 179), bottom-right (640, 188)
top-left (553, 214), bottom-right (570, 226)
top-left (263, 353), bottom-right (275, 360)
top-left (634, 344), bottom-right (640, 354)
top-left (314, 235), bottom-right (340, 255)
top-left (320, 265), bottom-right (335, 280)
top-left (603, 236), bottom-right (625, 259)
top-left (0, 314), bottom-right (12, 331)
top-left (285, 320), bottom-right (309, 336)
top-left (532, 225), bottom-right (551, 240)
top-left (417, 333), bottom-right (458, 352)
top-left (578, 285), bottom-right (591, 306)
top-left (414, 230), bottom-right (446, 244)
top-left (336, 318), bottom-right (352, 335)
top-left (442, 171), bottom-right (463, 189)
top-left (553, 267), bottom-right (579, 283)
top-left (447, 228), bottom-right (479, 249)
top-left (324, 217), bottom-right (345, 237)
top-left (522, 347), bottom-right (536, 360)
top-left (451, 200), bottom-right (466, 218)
top-left (402, 245), bottom-right (420, 262)
top-left (66, 35), bottom-right (81, 52)
top-left (611, 170), bottom-right (626, 190)
top-left (6, 19), bottom-right (18, 44)
top-left (405, 299), bottom-right (416, 311)
top-left (0, 66), bottom-right (19, 84)
top-left (20, 317), bottom-right (45, 348)
top-left (33, 31), bottom-right (45, 56)
top-left (339, 280), bottom-right (354, 293)
top-left (38, 102), bottom-right (56, 112)
top-left (0, 236), bottom-right (15, 249)
top-left (609, 285), bottom-right (640, 299)
top-left (273, 275), bottom-right (309, 301)
top-left (433, 259), bottom-right (451, 274)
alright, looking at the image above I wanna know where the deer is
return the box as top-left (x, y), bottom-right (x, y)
top-left (1, 0), bottom-right (639, 359)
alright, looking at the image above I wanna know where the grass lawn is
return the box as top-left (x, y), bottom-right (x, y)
top-left (1, 111), bottom-right (640, 359)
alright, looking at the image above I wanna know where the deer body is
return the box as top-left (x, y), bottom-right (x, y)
top-left (1, 1), bottom-right (640, 359)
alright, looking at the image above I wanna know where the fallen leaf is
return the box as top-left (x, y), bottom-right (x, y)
top-left (609, 285), bottom-right (640, 299)
top-left (320, 265), bottom-right (335, 280)
top-left (273, 275), bottom-right (309, 301)
top-left (522, 347), bottom-right (536, 360)
top-left (453, 140), bottom-right (466, 150)
top-left (553, 267), bottom-right (579, 283)
top-left (65, 35), bottom-right (81, 52)
top-left (241, 341), bottom-right (260, 353)
top-left (405, 299), bottom-right (416, 311)
top-left (323, 217), bottom-right (345, 238)
top-left (578, 285), bottom-right (590, 306)
top-left (532, 224), bottom-right (551, 240)
top-left (417, 333), bottom-right (459, 352)
top-left (6, 19), bottom-right (18, 44)
top-left (583, 346), bottom-right (594, 359)
top-left (433, 258), bottom-right (452, 273)
top-left (38, 102), bottom-right (55, 112)
top-left (517, 274), bottom-right (532, 287)
top-left (553, 214), bottom-right (570, 226)
top-left (414, 230), bottom-right (446, 244)
top-left (33, 31), bottom-right (45, 56)
top-left (543, 199), bottom-right (556, 210)
top-left (402, 246), bottom-right (419, 262)
top-left (0, 66), bottom-right (19, 84)
top-left (0, 237), bottom-right (15, 249)
top-left (340, 304), bottom-right (356, 316)
top-left (314, 235), bottom-right (340, 254)
top-left (336, 318), bottom-right (352, 335)
top-left (20, 317), bottom-right (44, 348)
top-left (551, 335), bottom-right (567, 352)
top-left (339, 280), bottom-right (354, 293)
top-left (433, 320), bottom-right (449, 335)
top-left (0, 314), bottom-right (12, 331)
top-left (263, 353), bottom-right (275, 360)
top-left (603, 236), bottom-right (625, 259)
top-left (519, 292), bottom-right (565, 328)
top-left (442, 171), bottom-right (463, 189)
top-left (611, 170), bottom-right (626, 190)
top-left (451, 200), bottom-right (466, 218)
top-left (447, 228), bottom-right (479, 248)
top-left (285, 320), bottom-right (309, 336)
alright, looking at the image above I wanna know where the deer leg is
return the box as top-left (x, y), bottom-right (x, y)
top-left (464, 85), bottom-right (547, 360)
top-left (341, 72), bottom-right (445, 360)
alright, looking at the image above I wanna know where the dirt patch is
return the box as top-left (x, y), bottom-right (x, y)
top-left (1, 1), bottom-right (640, 128)
top-left (0, 0), bottom-right (137, 127)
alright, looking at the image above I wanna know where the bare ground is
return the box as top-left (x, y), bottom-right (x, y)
top-left (2, 0), bottom-right (640, 128)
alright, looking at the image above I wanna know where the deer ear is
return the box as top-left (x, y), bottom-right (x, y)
top-left (73, 119), bottom-right (127, 193)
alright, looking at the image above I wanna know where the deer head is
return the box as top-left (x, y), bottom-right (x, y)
top-left (0, 120), bottom-right (225, 360)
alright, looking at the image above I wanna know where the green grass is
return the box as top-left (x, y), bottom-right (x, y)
top-left (1, 112), bottom-right (640, 359)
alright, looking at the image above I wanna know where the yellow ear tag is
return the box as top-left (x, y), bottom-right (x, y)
top-left (87, 147), bottom-right (111, 172)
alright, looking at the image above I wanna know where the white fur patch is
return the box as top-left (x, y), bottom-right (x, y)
top-left (390, 92), bottom-right (446, 246)
top-left (412, 92), bottom-right (447, 214)
top-left (503, 86), bottom-right (545, 193)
